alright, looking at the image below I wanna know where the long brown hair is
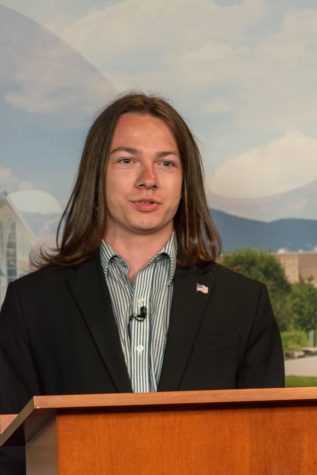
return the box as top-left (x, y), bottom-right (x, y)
top-left (34, 92), bottom-right (221, 268)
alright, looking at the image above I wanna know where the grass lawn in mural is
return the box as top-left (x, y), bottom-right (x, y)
top-left (286, 375), bottom-right (317, 387)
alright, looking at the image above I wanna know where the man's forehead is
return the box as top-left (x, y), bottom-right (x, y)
top-left (110, 113), bottom-right (179, 150)
top-left (113, 113), bottom-right (175, 136)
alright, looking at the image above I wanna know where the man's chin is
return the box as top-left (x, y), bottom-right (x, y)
top-left (130, 222), bottom-right (172, 236)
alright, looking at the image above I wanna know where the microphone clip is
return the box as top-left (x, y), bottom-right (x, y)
top-left (129, 306), bottom-right (147, 322)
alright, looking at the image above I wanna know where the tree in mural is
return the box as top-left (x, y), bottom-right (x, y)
top-left (221, 248), bottom-right (294, 331)
top-left (289, 281), bottom-right (317, 333)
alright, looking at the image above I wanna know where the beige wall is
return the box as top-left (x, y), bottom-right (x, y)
top-left (276, 252), bottom-right (317, 285)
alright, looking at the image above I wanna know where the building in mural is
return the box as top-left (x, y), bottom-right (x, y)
top-left (0, 191), bottom-right (35, 306)
top-left (276, 251), bottom-right (317, 286)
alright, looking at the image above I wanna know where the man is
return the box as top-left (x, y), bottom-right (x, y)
top-left (0, 93), bottom-right (284, 473)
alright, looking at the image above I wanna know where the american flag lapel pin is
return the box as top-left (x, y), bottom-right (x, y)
top-left (196, 283), bottom-right (209, 294)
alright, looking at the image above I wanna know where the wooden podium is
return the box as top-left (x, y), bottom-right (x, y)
top-left (1, 388), bottom-right (317, 474)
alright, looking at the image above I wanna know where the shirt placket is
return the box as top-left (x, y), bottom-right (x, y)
top-left (129, 264), bottom-right (155, 393)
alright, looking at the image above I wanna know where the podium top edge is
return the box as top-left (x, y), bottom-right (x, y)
top-left (27, 386), bottom-right (317, 410)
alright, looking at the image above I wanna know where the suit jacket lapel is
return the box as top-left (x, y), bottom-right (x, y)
top-left (158, 265), bottom-right (215, 391)
top-left (66, 255), bottom-right (132, 393)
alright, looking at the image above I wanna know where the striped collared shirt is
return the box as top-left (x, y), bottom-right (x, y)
top-left (99, 234), bottom-right (177, 393)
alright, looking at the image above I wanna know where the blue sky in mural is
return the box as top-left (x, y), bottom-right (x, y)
top-left (1, 0), bottom-right (317, 221)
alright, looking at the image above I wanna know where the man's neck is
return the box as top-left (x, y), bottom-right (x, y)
top-left (104, 231), bottom-right (173, 280)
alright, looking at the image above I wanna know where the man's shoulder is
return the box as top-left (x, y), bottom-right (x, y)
top-left (210, 262), bottom-right (263, 288)
top-left (184, 261), bottom-right (265, 294)
top-left (12, 254), bottom-right (101, 290)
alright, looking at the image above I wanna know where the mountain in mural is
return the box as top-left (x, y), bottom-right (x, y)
top-left (211, 208), bottom-right (317, 252)
top-left (208, 178), bottom-right (317, 222)
top-left (19, 208), bottom-right (317, 254)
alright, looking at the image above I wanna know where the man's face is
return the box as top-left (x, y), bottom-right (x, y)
top-left (104, 113), bottom-right (183, 242)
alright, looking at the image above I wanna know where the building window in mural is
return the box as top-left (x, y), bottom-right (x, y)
top-left (0, 192), bottom-right (34, 305)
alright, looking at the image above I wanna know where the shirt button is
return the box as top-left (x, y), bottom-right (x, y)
top-left (136, 345), bottom-right (144, 353)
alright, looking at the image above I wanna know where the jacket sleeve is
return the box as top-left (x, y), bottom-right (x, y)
top-left (0, 282), bottom-right (43, 475)
top-left (237, 284), bottom-right (285, 388)
top-left (0, 282), bottom-right (42, 414)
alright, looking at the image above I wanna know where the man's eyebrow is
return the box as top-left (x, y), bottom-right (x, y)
top-left (110, 146), bottom-right (138, 155)
top-left (110, 147), bottom-right (179, 157)
top-left (156, 150), bottom-right (179, 158)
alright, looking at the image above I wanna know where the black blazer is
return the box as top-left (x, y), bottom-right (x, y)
top-left (0, 254), bottom-right (284, 413)
top-left (0, 255), bottom-right (284, 474)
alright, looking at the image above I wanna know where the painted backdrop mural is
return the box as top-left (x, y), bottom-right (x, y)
top-left (1, 0), bottom-right (317, 382)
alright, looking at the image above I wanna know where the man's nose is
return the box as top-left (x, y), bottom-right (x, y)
top-left (136, 163), bottom-right (158, 189)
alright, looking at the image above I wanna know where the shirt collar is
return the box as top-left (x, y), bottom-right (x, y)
top-left (100, 233), bottom-right (177, 284)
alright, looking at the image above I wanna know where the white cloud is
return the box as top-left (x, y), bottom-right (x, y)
top-left (0, 168), bottom-right (35, 192)
top-left (0, 1), bottom-right (114, 25)
top-left (231, 9), bottom-right (317, 132)
top-left (201, 98), bottom-right (234, 115)
top-left (9, 190), bottom-right (62, 214)
top-left (50, 0), bottom-right (264, 87)
top-left (209, 130), bottom-right (317, 198)
top-left (50, 1), bottom-right (317, 135)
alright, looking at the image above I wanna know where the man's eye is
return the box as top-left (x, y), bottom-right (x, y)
top-left (161, 160), bottom-right (174, 167)
top-left (118, 158), bottom-right (132, 164)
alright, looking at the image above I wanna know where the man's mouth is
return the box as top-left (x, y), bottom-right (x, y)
top-left (131, 200), bottom-right (160, 211)
top-left (135, 200), bottom-right (157, 204)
